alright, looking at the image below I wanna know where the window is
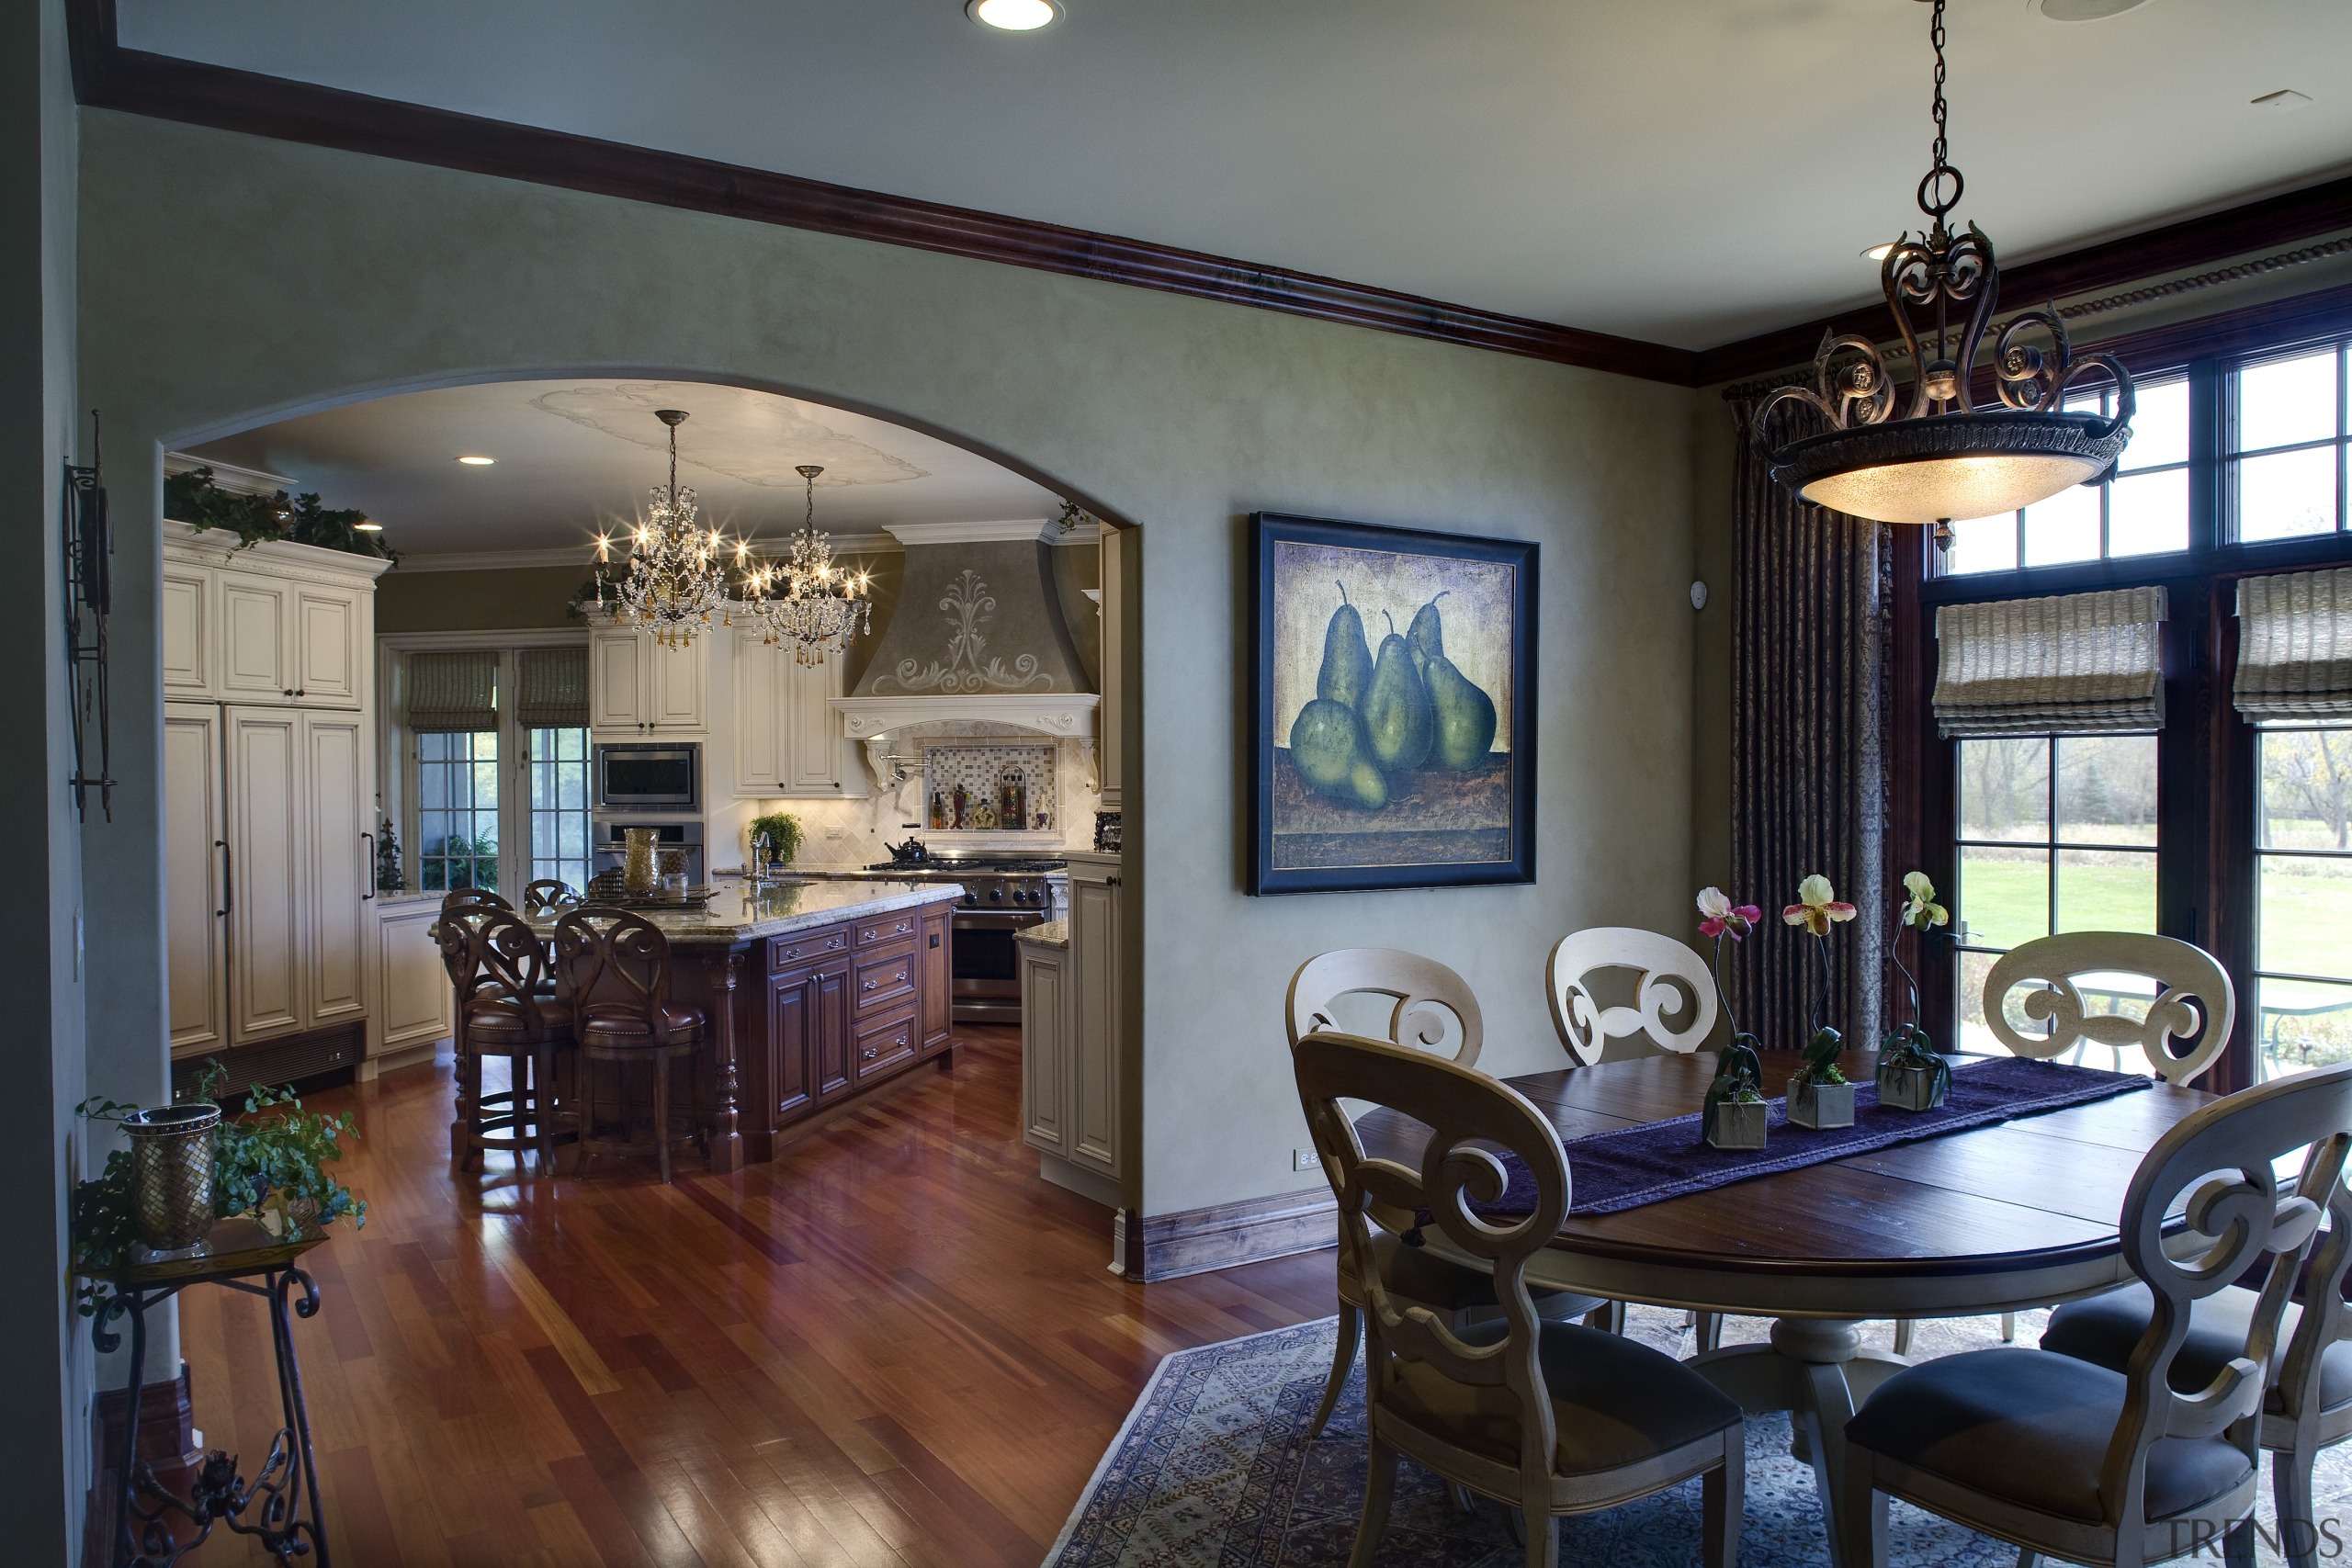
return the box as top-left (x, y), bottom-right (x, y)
top-left (1943, 377), bottom-right (2190, 574)
top-left (527, 726), bottom-right (594, 890)
top-left (417, 730), bottom-right (500, 890)
top-left (2232, 344), bottom-right (2349, 544)
top-left (2254, 726), bottom-right (2352, 1077)
top-left (1952, 734), bottom-right (2159, 1057)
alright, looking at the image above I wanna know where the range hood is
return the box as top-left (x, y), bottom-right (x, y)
top-left (831, 520), bottom-right (1099, 742)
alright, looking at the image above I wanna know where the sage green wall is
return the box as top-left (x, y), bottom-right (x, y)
top-left (77, 108), bottom-right (1700, 1220)
top-left (7, 0), bottom-right (86, 1552)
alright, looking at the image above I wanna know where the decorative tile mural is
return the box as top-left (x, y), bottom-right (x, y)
top-left (922, 743), bottom-right (1058, 832)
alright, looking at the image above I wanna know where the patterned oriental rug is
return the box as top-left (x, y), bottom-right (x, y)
top-left (1045, 1306), bottom-right (2352, 1568)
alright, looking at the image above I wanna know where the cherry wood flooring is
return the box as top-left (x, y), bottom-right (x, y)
top-left (173, 1027), bottom-right (1332, 1566)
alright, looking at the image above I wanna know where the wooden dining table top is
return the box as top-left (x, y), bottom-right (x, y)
top-left (1351, 1046), bottom-right (2215, 1317)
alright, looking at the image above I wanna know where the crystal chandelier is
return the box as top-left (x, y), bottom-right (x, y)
top-left (593, 409), bottom-right (734, 648)
top-left (741, 464), bottom-right (873, 666)
top-left (1753, 0), bottom-right (2134, 547)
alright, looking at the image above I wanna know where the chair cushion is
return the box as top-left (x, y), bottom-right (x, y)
top-left (1844, 1347), bottom-right (2255, 1524)
top-left (2043, 1282), bottom-right (2352, 1413)
top-left (1339, 1235), bottom-right (1602, 1319)
top-left (465, 997), bottom-right (571, 1043)
top-left (579, 1002), bottom-right (707, 1043)
top-left (1379, 1318), bottom-right (1742, 1479)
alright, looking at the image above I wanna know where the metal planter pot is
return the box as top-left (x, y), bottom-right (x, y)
top-left (1788, 1078), bottom-right (1857, 1131)
top-left (1704, 1100), bottom-right (1769, 1152)
top-left (122, 1103), bottom-right (220, 1253)
top-left (1878, 1062), bottom-right (1950, 1113)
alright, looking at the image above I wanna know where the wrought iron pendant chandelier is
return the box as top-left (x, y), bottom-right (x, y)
top-left (594, 409), bottom-right (735, 647)
top-left (741, 464), bottom-right (873, 666)
top-left (1754, 0), bottom-right (2134, 547)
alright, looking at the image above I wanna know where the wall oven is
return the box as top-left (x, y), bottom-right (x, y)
top-left (594, 742), bottom-right (699, 810)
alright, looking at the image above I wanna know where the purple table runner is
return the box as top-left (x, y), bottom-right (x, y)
top-left (1436, 1056), bottom-right (2154, 1224)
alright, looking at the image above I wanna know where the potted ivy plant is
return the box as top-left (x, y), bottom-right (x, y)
top-left (749, 811), bottom-right (804, 874)
top-left (1782, 874), bottom-right (1858, 1130)
top-left (1695, 887), bottom-right (1770, 1150)
top-left (1879, 871), bottom-right (1954, 1112)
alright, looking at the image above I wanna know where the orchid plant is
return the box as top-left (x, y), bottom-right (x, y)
top-left (1783, 873), bottom-right (1857, 1087)
top-left (1882, 871), bottom-right (1952, 1095)
top-left (1695, 887), bottom-right (1767, 1139)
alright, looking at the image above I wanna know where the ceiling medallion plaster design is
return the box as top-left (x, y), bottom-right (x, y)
top-left (875, 569), bottom-right (1055, 694)
top-left (530, 382), bottom-right (928, 489)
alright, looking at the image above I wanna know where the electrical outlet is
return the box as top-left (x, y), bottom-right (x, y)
top-left (1293, 1147), bottom-right (1319, 1173)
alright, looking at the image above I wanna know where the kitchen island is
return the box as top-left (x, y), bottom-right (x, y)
top-left (526, 879), bottom-right (963, 1170)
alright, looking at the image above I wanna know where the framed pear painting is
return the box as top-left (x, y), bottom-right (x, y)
top-left (1250, 513), bottom-right (1537, 895)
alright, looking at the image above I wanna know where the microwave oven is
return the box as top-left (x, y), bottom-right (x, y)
top-left (594, 742), bottom-right (700, 809)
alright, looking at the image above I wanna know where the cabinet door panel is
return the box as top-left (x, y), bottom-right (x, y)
top-left (648, 637), bottom-right (707, 729)
top-left (590, 629), bottom-right (644, 730)
top-left (376, 912), bottom-right (452, 1053)
top-left (1070, 875), bottom-right (1121, 1174)
top-left (786, 657), bottom-right (841, 793)
top-left (220, 576), bottom-right (291, 699)
top-left (162, 568), bottom-right (212, 696)
top-left (919, 908), bottom-right (952, 1055)
top-left (227, 709), bottom-right (303, 1040)
top-left (732, 634), bottom-right (784, 795)
top-left (769, 967), bottom-right (817, 1124)
top-left (302, 714), bottom-right (370, 1027)
top-left (295, 588), bottom-right (361, 705)
top-left (164, 705), bottom-right (228, 1056)
top-left (853, 940), bottom-right (918, 1017)
top-left (1021, 951), bottom-right (1065, 1154)
top-left (811, 958), bottom-right (854, 1101)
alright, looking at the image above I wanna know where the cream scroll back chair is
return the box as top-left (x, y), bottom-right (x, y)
top-left (1544, 927), bottom-right (1721, 1066)
top-left (1287, 949), bottom-right (1607, 1440)
top-left (1295, 1030), bottom-right (1747, 1568)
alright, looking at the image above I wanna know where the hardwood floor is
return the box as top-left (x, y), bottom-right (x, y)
top-left (171, 1026), bottom-right (1332, 1565)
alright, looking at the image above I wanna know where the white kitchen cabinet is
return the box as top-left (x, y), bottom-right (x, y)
top-left (1064, 853), bottom-right (1126, 1183)
top-left (367, 897), bottom-right (453, 1075)
top-left (162, 567), bottom-right (213, 697)
top-left (730, 629), bottom-right (849, 796)
top-left (164, 704), bottom-right (228, 1057)
top-left (591, 623), bottom-right (708, 734)
top-left (293, 585), bottom-right (364, 706)
top-left (226, 707), bottom-right (305, 1042)
top-left (301, 712), bottom-right (372, 1029)
top-left (220, 573), bottom-right (293, 701)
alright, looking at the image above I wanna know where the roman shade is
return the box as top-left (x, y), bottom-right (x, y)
top-left (1932, 587), bottom-right (2167, 738)
top-left (406, 649), bottom-right (498, 733)
top-left (2233, 567), bottom-right (2352, 723)
top-left (515, 646), bottom-right (591, 730)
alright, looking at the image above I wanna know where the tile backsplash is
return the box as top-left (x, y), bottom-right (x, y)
top-left (922, 743), bottom-right (1057, 832)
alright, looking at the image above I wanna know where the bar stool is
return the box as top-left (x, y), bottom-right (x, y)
top-left (435, 892), bottom-right (511, 1162)
top-left (553, 907), bottom-right (706, 1183)
top-left (523, 879), bottom-right (580, 913)
top-left (447, 909), bottom-right (572, 1169)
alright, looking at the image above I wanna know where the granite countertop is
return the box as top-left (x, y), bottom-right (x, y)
top-left (1015, 919), bottom-right (1069, 948)
top-left (524, 878), bottom-right (963, 945)
top-left (374, 889), bottom-right (445, 909)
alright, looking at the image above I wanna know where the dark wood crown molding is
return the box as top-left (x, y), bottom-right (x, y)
top-left (62, 0), bottom-right (2352, 392)
top-left (62, 0), bottom-right (1698, 385)
top-left (1694, 175), bottom-right (2352, 386)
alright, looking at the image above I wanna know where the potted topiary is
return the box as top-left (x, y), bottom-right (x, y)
top-left (1879, 871), bottom-right (1954, 1111)
top-left (1783, 874), bottom-right (1858, 1130)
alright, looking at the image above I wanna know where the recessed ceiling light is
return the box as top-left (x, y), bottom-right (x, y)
top-left (456, 455), bottom-right (495, 466)
top-left (967, 0), bottom-right (1060, 31)
top-left (1863, 243), bottom-right (1894, 262)
top-left (2034, 0), bottom-right (2150, 21)
top-left (354, 520), bottom-right (384, 532)
top-left (2251, 89), bottom-right (2312, 113)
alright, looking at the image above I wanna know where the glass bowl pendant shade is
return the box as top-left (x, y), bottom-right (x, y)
top-left (1754, 0), bottom-right (2133, 540)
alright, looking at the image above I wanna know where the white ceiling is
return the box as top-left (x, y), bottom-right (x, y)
top-left (184, 379), bottom-right (1059, 558)
top-left (118, 0), bottom-right (2352, 349)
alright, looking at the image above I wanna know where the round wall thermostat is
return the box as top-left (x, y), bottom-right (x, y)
top-left (1690, 581), bottom-right (1709, 611)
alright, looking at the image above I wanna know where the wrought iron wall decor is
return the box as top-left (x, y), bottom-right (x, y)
top-left (63, 409), bottom-right (117, 821)
top-left (1751, 0), bottom-right (2134, 547)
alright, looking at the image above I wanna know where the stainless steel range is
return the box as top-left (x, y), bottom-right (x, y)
top-left (859, 850), bottom-right (1067, 1024)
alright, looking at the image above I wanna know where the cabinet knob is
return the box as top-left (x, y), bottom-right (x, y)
top-left (861, 1047), bottom-right (877, 1060)
top-left (861, 979), bottom-right (876, 991)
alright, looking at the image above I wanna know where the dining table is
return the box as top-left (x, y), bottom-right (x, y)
top-left (1352, 1043), bottom-right (2217, 1568)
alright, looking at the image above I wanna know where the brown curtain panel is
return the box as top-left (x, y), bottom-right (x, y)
top-left (1728, 396), bottom-right (1893, 1056)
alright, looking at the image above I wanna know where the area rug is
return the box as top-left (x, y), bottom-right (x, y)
top-left (1044, 1306), bottom-right (2352, 1567)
